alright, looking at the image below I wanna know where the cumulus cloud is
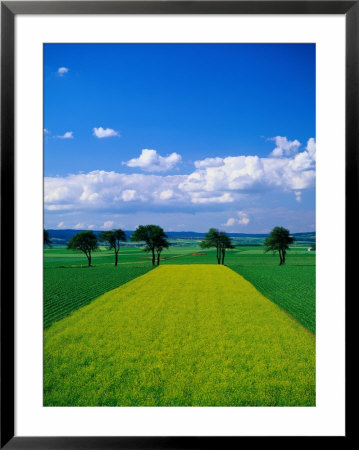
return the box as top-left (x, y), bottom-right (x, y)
top-left (74, 223), bottom-right (85, 229)
top-left (294, 191), bottom-right (302, 203)
top-left (57, 221), bottom-right (65, 228)
top-left (121, 190), bottom-right (137, 202)
top-left (223, 211), bottom-right (250, 227)
top-left (57, 67), bottom-right (69, 76)
top-left (93, 127), bottom-right (119, 138)
top-left (159, 189), bottom-right (174, 200)
top-left (237, 211), bottom-right (250, 225)
top-left (44, 137), bottom-right (315, 215)
top-left (180, 138), bottom-right (315, 194)
top-left (124, 149), bottom-right (182, 172)
top-left (44, 170), bottom-right (187, 213)
top-left (223, 217), bottom-right (236, 226)
top-left (194, 157), bottom-right (224, 169)
top-left (269, 136), bottom-right (301, 157)
top-left (101, 220), bottom-right (114, 229)
top-left (57, 131), bottom-right (74, 139)
top-left (44, 128), bottom-right (50, 134)
top-left (191, 192), bottom-right (234, 204)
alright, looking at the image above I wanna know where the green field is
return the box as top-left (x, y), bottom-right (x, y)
top-left (44, 264), bottom-right (153, 328)
top-left (44, 246), bottom-right (190, 328)
top-left (44, 265), bottom-right (315, 406)
top-left (44, 244), bottom-right (315, 333)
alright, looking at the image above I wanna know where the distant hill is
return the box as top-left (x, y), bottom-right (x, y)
top-left (46, 229), bottom-right (315, 246)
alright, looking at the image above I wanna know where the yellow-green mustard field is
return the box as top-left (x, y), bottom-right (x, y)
top-left (44, 265), bottom-right (315, 406)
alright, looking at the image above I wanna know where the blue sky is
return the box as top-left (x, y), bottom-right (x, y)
top-left (44, 44), bottom-right (315, 232)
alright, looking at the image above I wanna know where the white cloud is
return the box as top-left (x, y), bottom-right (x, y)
top-left (44, 137), bottom-right (315, 214)
top-left (57, 221), bottom-right (65, 228)
top-left (237, 211), bottom-right (250, 225)
top-left (102, 221), bottom-right (114, 229)
top-left (88, 224), bottom-right (95, 229)
top-left (57, 67), bottom-right (69, 76)
top-left (57, 131), bottom-right (74, 139)
top-left (124, 149), bottom-right (181, 172)
top-left (93, 127), bottom-right (119, 138)
top-left (44, 128), bottom-right (50, 134)
top-left (294, 191), bottom-right (302, 203)
top-left (74, 223), bottom-right (85, 229)
top-left (180, 138), bottom-right (315, 195)
top-left (306, 137), bottom-right (316, 159)
top-left (194, 157), bottom-right (224, 169)
top-left (224, 217), bottom-right (236, 226)
top-left (223, 211), bottom-right (250, 227)
top-left (269, 136), bottom-right (301, 157)
top-left (159, 189), bottom-right (174, 200)
top-left (45, 171), bottom-right (186, 212)
top-left (46, 204), bottom-right (73, 211)
top-left (191, 192), bottom-right (234, 204)
top-left (121, 190), bottom-right (137, 202)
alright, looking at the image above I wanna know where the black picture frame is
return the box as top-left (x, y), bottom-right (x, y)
top-left (1, 1), bottom-right (355, 447)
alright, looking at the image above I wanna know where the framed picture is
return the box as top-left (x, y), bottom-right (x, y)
top-left (1, 1), bottom-right (353, 447)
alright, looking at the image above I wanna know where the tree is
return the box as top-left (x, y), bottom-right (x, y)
top-left (44, 229), bottom-right (52, 247)
top-left (99, 229), bottom-right (126, 266)
top-left (219, 231), bottom-right (234, 265)
top-left (67, 230), bottom-right (98, 267)
top-left (155, 235), bottom-right (169, 266)
top-left (264, 226), bottom-right (294, 265)
top-left (130, 225), bottom-right (169, 266)
top-left (200, 228), bottom-right (233, 265)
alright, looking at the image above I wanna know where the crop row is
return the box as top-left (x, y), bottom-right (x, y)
top-left (228, 264), bottom-right (315, 333)
top-left (44, 264), bottom-right (153, 328)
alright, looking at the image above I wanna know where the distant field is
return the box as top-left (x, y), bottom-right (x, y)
top-left (44, 265), bottom-right (315, 406)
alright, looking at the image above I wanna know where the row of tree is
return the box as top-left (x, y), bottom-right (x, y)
top-left (64, 225), bottom-right (169, 267)
top-left (44, 226), bottom-right (295, 267)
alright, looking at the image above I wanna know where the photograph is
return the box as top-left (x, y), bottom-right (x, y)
top-left (43, 43), bottom-right (316, 407)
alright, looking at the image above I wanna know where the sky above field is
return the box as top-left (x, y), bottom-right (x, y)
top-left (44, 44), bottom-right (315, 233)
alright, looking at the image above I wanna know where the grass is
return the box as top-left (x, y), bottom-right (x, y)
top-left (162, 245), bottom-right (316, 333)
top-left (44, 264), bottom-right (154, 328)
top-left (225, 246), bottom-right (316, 333)
top-left (44, 244), bottom-right (315, 333)
top-left (43, 246), bottom-right (193, 328)
top-left (44, 265), bottom-right (315, 406)
top-left (229, 264), bottom-right (315, 334)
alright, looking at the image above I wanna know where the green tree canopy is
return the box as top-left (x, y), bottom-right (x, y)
top-left (218, 231), bottom-right (235, 265)
top-left (155, 235), bottom-right (169, 266)
top-left (264, 226), bottom-right (294, 265)
top-left (130, 225), bottom-right (169, 266)
top-left (44, 229), bottom-right (52, 247)
top-left (67, 230), bottom-right (98, 267)
top-left (200, 228), bottom-right (234, 265)
top-left (99, 229), bottom-right (126, 266)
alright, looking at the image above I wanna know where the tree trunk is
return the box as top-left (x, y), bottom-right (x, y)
top-left (279, 250), bottom-right (283, 265)
top-left (115, 251), bottom-right (118, 266)
top-left (157, 252), bottom-right (160, 266)
top-left (217, 246), bottom-right (220, 264)
top-left (88, 253), bottom-right (92, 267)
top-left (282, 250), bottom-right (286, 265)
top-left (152, 249), bottom-right (155, 266)
top-left (221, 249), bottom-right (225, 265)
